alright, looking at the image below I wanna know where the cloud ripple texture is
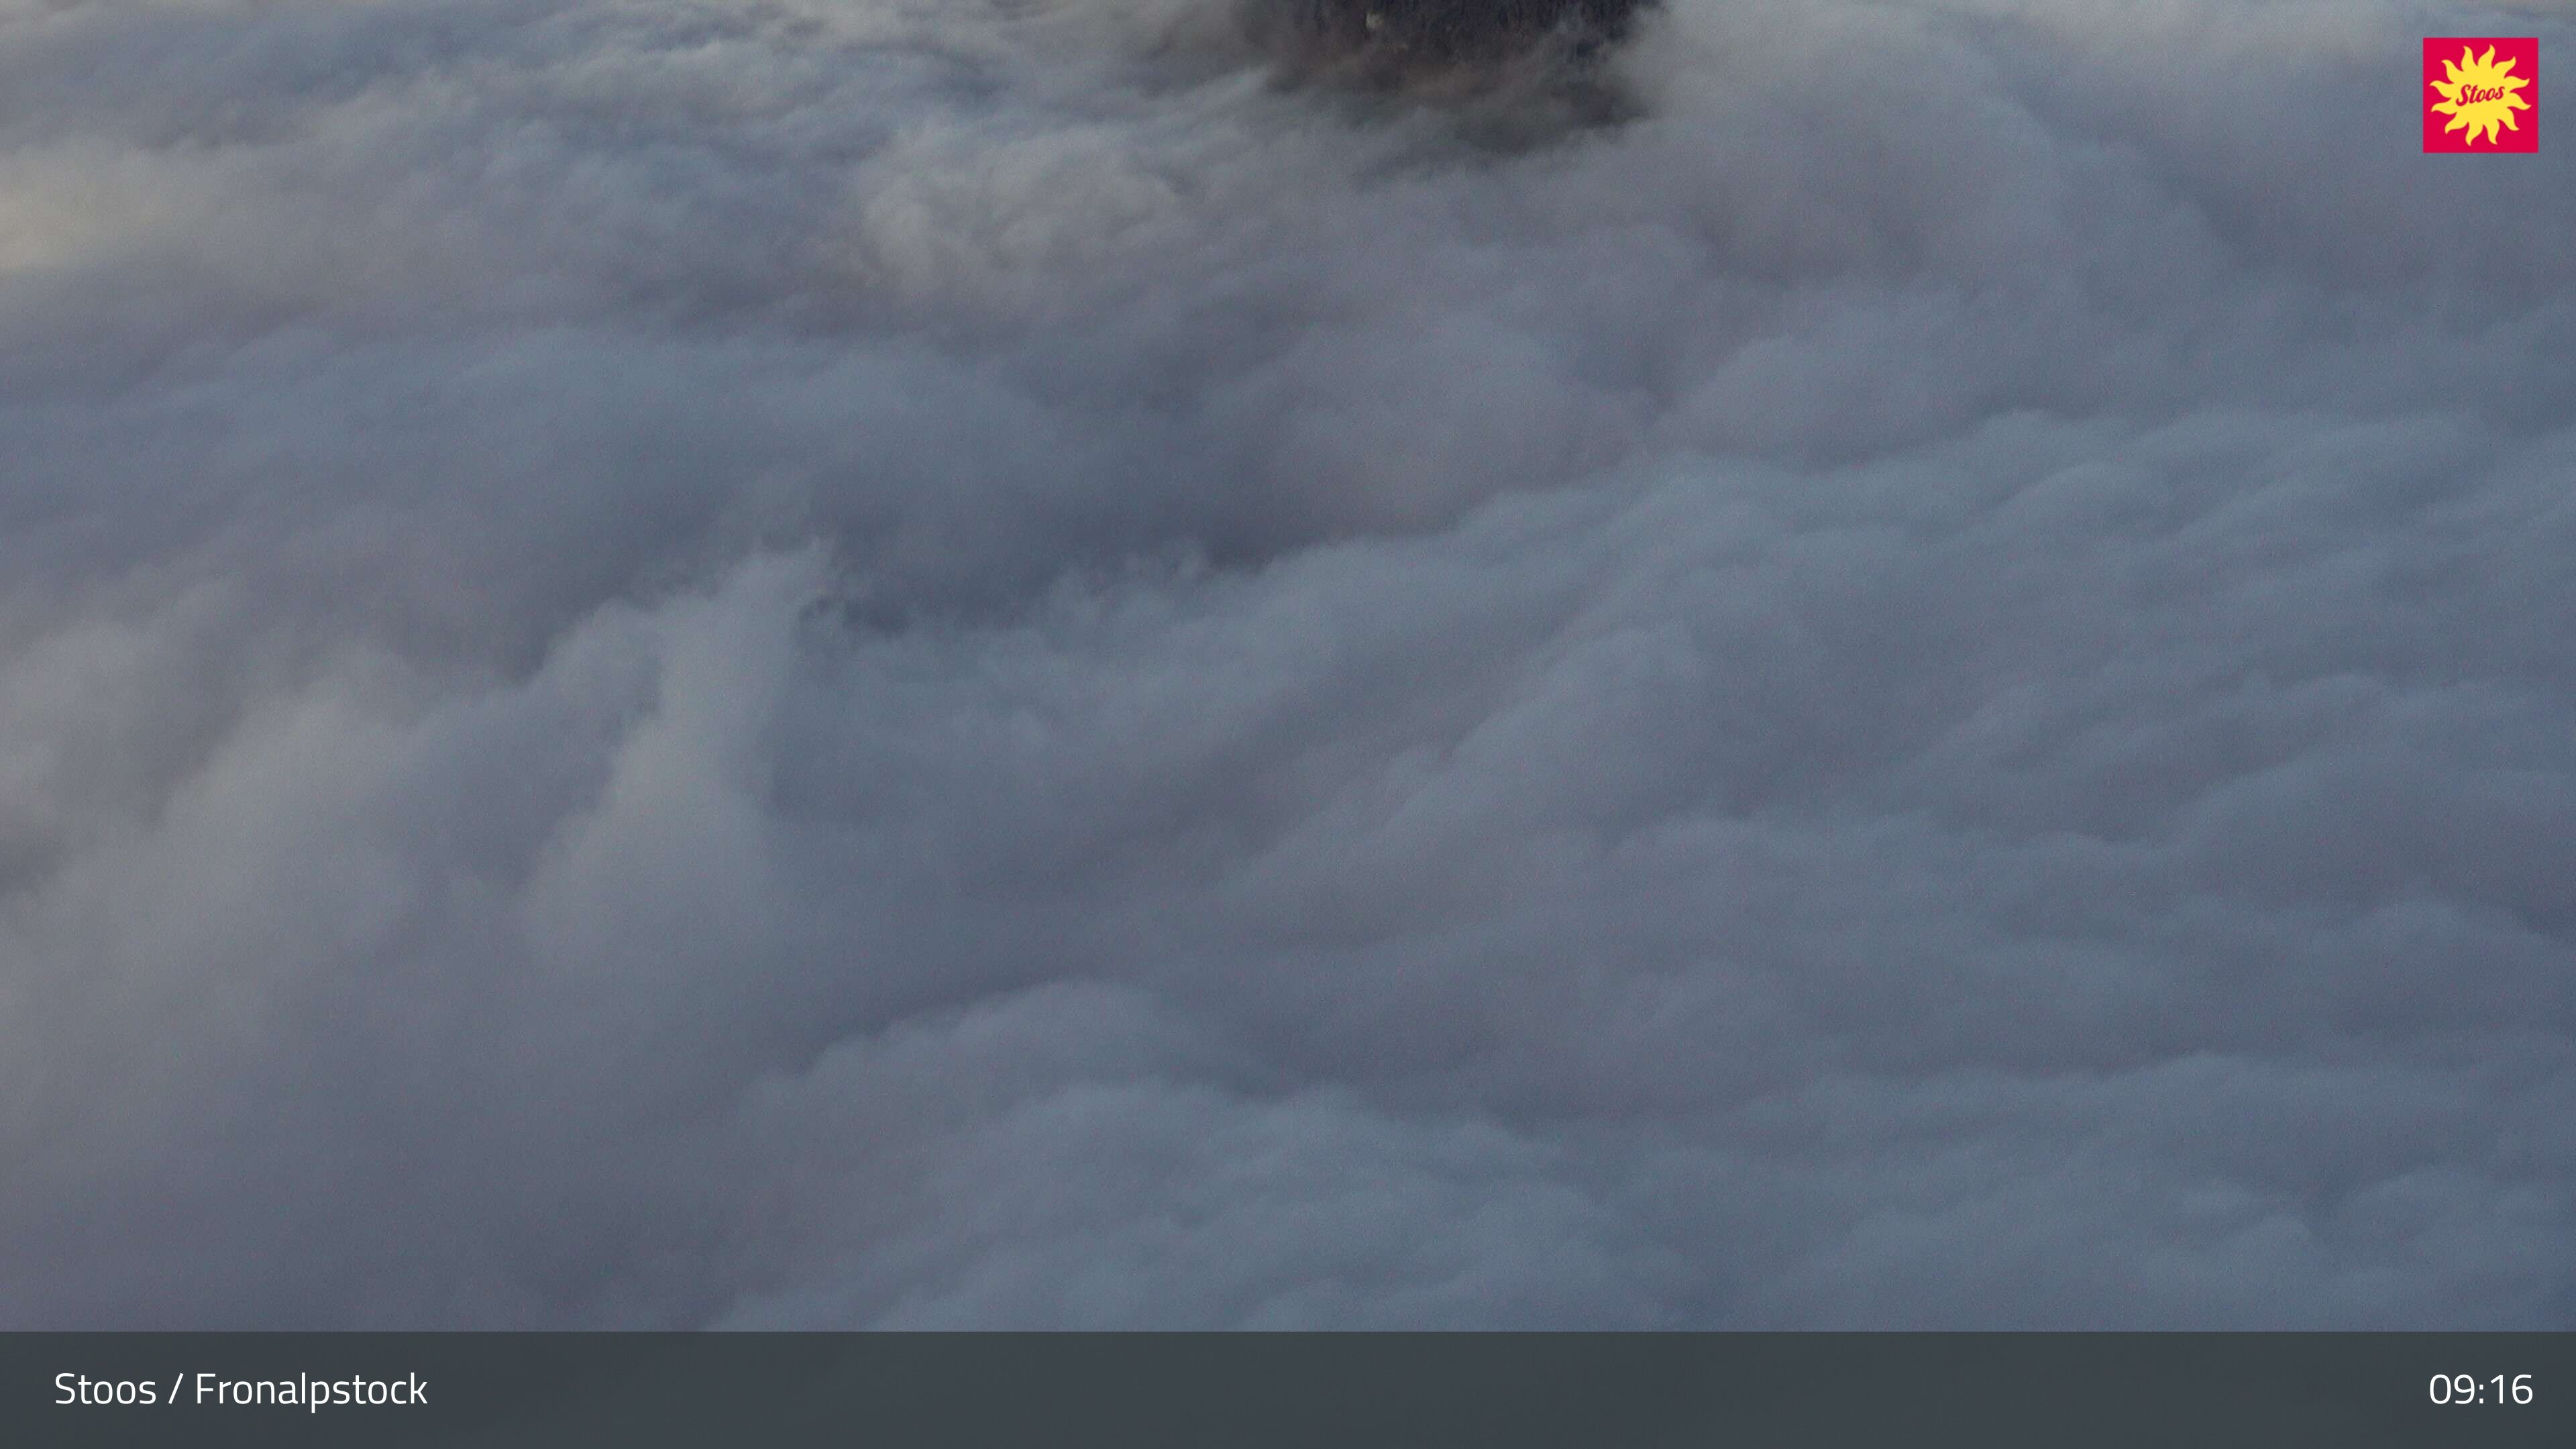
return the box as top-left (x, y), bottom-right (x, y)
top-left (1, 0), bottom-right (2573, 1328)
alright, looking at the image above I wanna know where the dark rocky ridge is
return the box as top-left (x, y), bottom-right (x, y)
top-left (1246, 0), bottom-right (1654, 78)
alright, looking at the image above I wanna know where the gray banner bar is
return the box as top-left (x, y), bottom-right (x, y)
top-left (7, 1332), bottom-right (2569, 1448)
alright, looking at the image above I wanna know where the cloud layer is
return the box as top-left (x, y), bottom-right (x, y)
top-left (3, 0), bottom-right (2573, 1327)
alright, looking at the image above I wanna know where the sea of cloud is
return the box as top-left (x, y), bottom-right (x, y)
top-left (1, 0), bottom-right (2571, 1326)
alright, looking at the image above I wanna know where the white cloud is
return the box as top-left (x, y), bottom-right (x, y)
top-left (1, 0), bottom-right (2571, 1326)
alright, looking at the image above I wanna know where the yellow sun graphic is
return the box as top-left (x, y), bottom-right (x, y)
top-left (2428, 45), bottom-right (2532, 147)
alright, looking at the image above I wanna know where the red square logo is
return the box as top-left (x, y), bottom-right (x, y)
top-left (2424, 38), bottom-right (2538, 152)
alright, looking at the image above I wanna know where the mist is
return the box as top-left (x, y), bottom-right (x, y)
top-left (3, 0), bottom-right (2573, 1327)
